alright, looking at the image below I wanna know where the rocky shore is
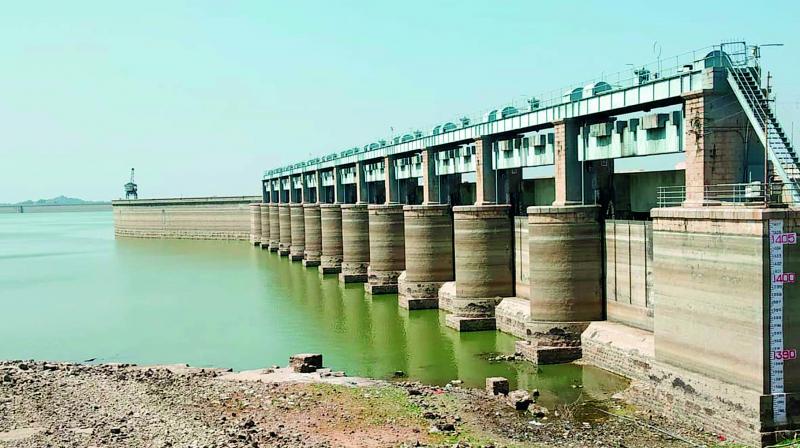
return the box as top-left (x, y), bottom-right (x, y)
top-left (0, 359), bottom-right (722, 447)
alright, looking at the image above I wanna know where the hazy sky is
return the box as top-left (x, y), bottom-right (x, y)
top-left (1, 1), bottom-right (798, 202)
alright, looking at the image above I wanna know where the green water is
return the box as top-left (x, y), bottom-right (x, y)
top-left (0, 211), bottom-right (626, 408)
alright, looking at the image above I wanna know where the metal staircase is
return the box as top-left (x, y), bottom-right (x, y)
top-left (725, 58), bottom-right (800, 202)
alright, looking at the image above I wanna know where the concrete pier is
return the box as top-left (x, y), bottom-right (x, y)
top-left (249, 203), bottom-right (261, 246)
top-left (289, 204), bottom-right (305, 261)
top-left (278, 204), bottom-right (292, 256)
top-left (517, 205), bottom-right (603, 364)
top-left (319, 204), bottom-right (343, 274)
top-left (365, 204), bottom-right (405, 295)
top-left (398, 204), bottom-right (453, 309)
top-left (302, 204), bottom-right (321, 267)
top-left (268, 204), bottom-right (280, 252)
top-left (339, 204), bottom-right (370, 284)
top-left (259, 203), bottom-right (270, 250)
top-left (442, 205), bottom-right (512, 331)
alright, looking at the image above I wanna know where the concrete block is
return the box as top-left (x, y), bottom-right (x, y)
top-left (515, 340), bottom-right (582, 365)
top-left (485, 377), bottom-right (509, 396)
top-left (445, 315), bottom-right (496, 332)
top-left (289, 353), bottom-right (323, 373)
top-left (398, 295), bottom-right (439, 310)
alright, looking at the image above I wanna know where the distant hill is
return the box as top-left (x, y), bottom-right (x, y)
top-left (0, 196), bottom-right (108, 206)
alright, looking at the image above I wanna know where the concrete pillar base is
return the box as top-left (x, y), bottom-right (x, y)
top-left (445, 315), bottom-right (496, 332)
top-left (397, 272), bottom-right (441, 309)
top-left (252, 241), bottom-right (261, 247)
top-left (339, 273), bottom-right (368, 284)
top-left (365, 283), bottom-right (397, 295)
top-left (268, 240), bottom-right (280, 252)
top-left (339, 261), bottom-right (368, 284)
top-left (302, 259), bottom-right (320, 268)
top-left (438, 281), bottom-right (502, 331)
top-left (260, 243), bottom-right (270, 250)
top-left (397, 271), bottom-right (443, 303)
top-left (318, 265), bottom-right (341, 275)
top-left (515, 341), bottom-right (582, 365)
top-left (516, 321), bottom-right (590, 365)
top-left (319, 255), bottom-right (342, 274)
top-left (278, 245), bottom-right (290, 256)
top-left (398, 295), bottom-right (439, 310)
top-left (365, 266), bottom-right (402, 295)
top-left (289, 253), bottom-right (303, 262)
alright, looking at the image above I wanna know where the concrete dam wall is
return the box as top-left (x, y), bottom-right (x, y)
top-left (112, 196), bottom-right (260, 240)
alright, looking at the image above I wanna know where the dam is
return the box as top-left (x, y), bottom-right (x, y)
top-left (113, 42), bottom-right (799, 446)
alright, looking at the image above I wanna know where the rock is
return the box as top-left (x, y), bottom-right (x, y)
top-left (449, 379), bottom-right (463, 386)
top-left (529, 405), bottom-right (549, 418)
top-left (408, 388), bottom-right (422, 396)
top-left (289, 354), bottom-right (323, 373)
top-left (507, 390), bottom-right (533, 411)
top-left (531, 388), bottom-right (540, 397)
top-left (485, 377), bottom-right (509, 396)
top-left (393, 370), bottom-right (406, 378)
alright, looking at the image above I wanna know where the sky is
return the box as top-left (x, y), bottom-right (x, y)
top-left (1, 1), bottom-right (798, 202)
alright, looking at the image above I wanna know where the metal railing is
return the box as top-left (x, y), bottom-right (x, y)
top-left (266, 42), bottom-right (743, 177)
top-left (657, 183), bottom-right (799, 208)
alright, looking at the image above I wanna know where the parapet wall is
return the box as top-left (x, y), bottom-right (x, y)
top-left (112, 196), bottom-right (260, 240)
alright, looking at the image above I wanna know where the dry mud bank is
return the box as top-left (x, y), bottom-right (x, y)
top-left (0, 360), bottom-right (724, 447)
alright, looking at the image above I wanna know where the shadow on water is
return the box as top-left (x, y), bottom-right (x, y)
top-left (0, 212), bottom-right (628, 409)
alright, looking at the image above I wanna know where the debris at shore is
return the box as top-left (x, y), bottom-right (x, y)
top-left (0, 359), bottom-right (720, 447)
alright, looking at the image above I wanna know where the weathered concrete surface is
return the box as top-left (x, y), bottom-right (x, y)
top-left (495, 296), bottom-right (530, 339)
top-left (398, 204), bottom-right (453, 309)
top-left (289, 204), bottom-right (305, 261)
top-left (302, 204), bottom-right (321, 267)
top-left (513, 217), bottom-right (530, 299)
top-left (605, 220), bottom-right (654, 331)
top-left (268, 204), bottom-right (280, 252)
top-left (249, 203), bottom-right (262, 246)
top-left (278, 204), bottom-right (292, 256)
top-left (113, 196), bottom-right (259, 240)
top-left (339, 204), bottom-right (370, 284)
top-left (522, 205), bottom-right (602, 364)
top-left (651, 208), bottom-right (800, 392)
top-left (632, 206), bottom-right (800, 445)
top-left (582, 321), bottom-right (765, 447)
top-left (259, 203), bottom-right (271, 250)
top-left (319, 204), bottom-right (343, 274)
top-left (445, 204), bottom-right (512, 331)
top-left (366, 204), bottom-right (405, 294)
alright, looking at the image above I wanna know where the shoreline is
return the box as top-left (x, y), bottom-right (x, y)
top-left (0, 359), bottom-right (723, 447)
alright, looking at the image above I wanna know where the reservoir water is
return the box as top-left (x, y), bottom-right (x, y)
top-left (0, 211), bottom-right (626, 408)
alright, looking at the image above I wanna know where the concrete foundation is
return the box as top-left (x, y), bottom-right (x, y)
top-left (398, 204), bottom-right (453, 309)
top-left (259, 203), bottom-right (270, 250)
top-left (444, 204), bottom-right (512, 331)
top-left (289, 204), bottom-right (305, 261)
top-left (268, 204), bottom-right (280, 252)
top-left (278, 204), bottom-right (292, 256)
top-left (249, 203), bottom-right (262, 246)
top-left (365, 204), bottom-right (405, 294)
top-left (319, 204), bottom-right (343, 274)
top-left (339, 204), bottom-right (370, 283)
top-left (302, 204), bottom-right (321, 267)
top-left (521, 205), bottom-right (602, 364)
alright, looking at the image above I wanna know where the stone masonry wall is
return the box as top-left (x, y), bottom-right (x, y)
top-left (112, 196), bottom-right (260, 240)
